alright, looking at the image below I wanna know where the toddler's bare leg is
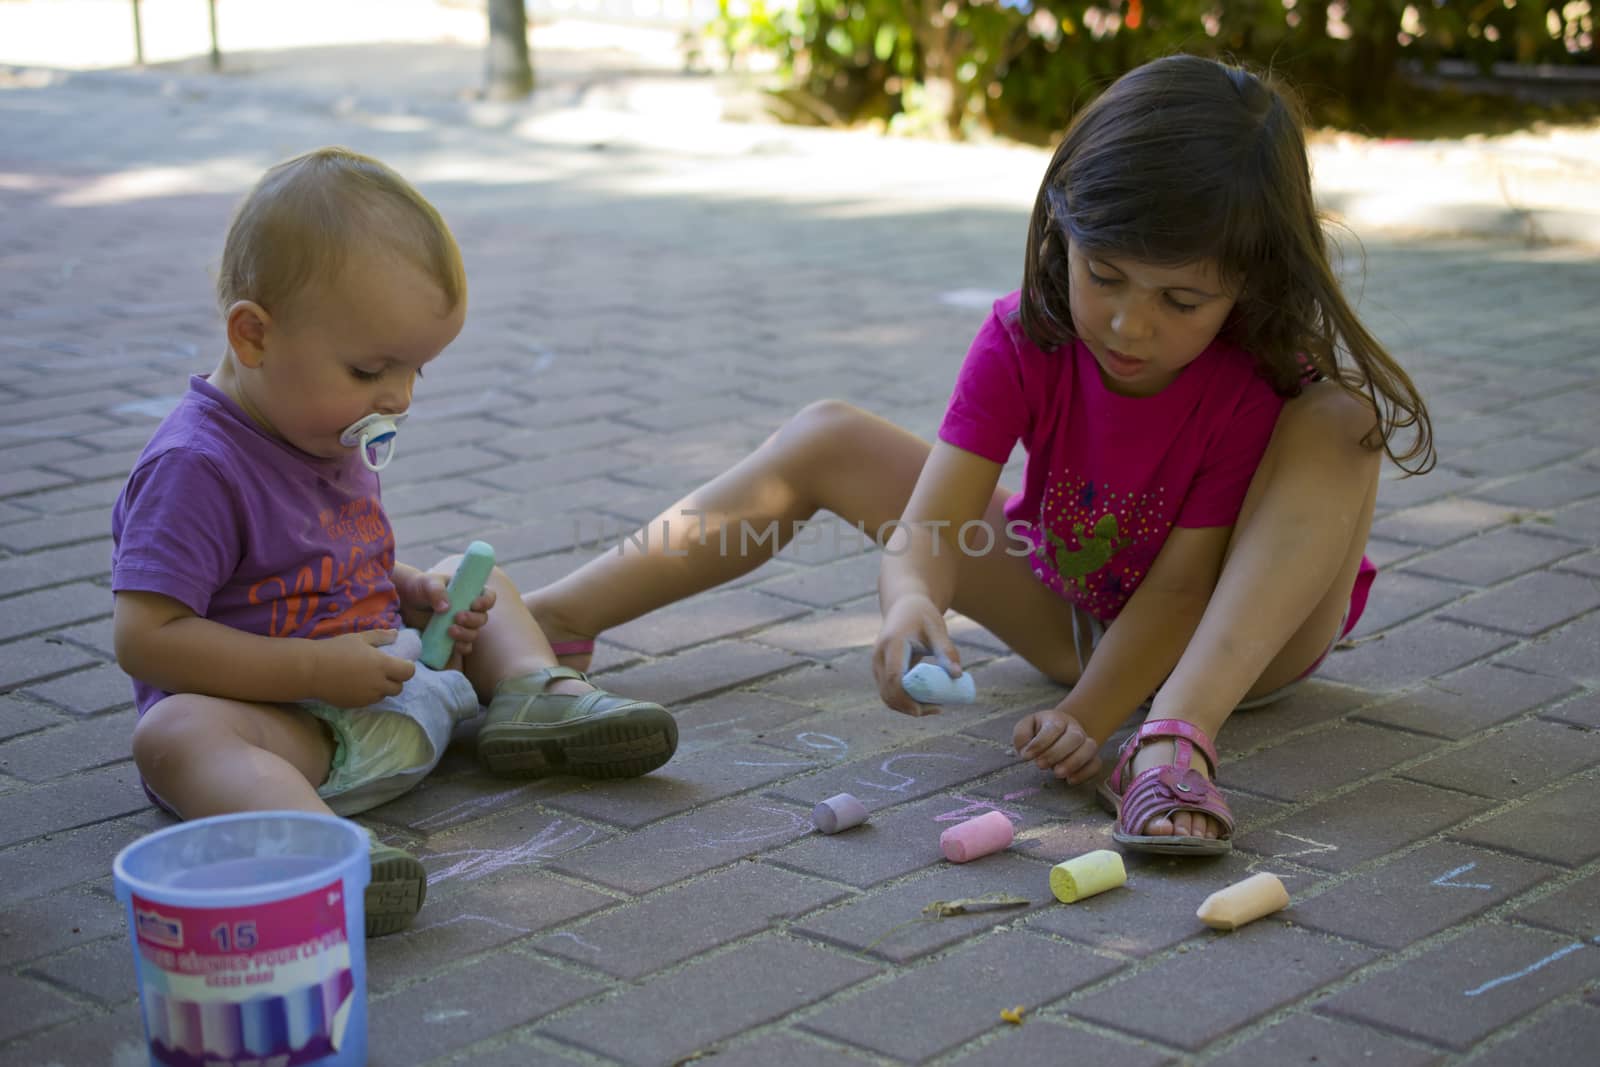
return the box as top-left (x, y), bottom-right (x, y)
top-left (526, 400), bottom-right (1082, 681)
top-left (1136, 383), bottom-right (1383, 838)
top-left (426, 556), bottom-right (572, 699)
top-left (131, 695), bottom-right (336, 819)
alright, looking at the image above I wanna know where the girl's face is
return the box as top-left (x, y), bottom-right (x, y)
top-left (223, 247), bottom-right (464, 463)
top-left (1067, 240), bottom-right (1237, 397)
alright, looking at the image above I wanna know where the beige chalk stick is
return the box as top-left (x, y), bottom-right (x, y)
top-left (1196, 873), bottom-right (1290, 930)
top-left (1049, 849), bottom-right (1127, 903)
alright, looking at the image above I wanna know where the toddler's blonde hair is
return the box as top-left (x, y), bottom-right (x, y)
top-left (216, 146), bottom-right (465, 317)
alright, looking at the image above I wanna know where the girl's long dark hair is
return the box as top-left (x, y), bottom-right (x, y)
top-left (1020, 54), bottom-right (1434, 474)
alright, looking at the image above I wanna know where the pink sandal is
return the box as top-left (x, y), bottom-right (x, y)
top-left (1096, 718), bottom-right (1234, 856)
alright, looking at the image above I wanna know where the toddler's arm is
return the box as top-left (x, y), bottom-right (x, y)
top-left (113, 590), bottom-right (415, 709)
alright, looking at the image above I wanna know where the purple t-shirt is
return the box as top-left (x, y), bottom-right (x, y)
top-left (111, 376), bottom-right (403, 714)
top-left (939, 292), bottom-right (1284, 622)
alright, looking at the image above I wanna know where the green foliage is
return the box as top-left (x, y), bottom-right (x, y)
top-left (711, 0), bottom-right (1599, 138)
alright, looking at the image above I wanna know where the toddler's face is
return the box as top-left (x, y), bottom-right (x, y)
top-left (1066, 240), bottom-right (1236, 397)
top-left (235, 248), bottom-right (464, 463)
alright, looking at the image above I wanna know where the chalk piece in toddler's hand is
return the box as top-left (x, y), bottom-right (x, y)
top-left (1049, 849), bottom-right (1126, 903)
top-left (419, 540), bottom-right (496, 670)
top-left (812, 793), bottom-right (868, 834)
top-left (939, 810), bottom-right (1014, 863)
top-left (902, 662), bottom-right (976, 705)
top-left (1196, 872), bottom-right (1290, 930)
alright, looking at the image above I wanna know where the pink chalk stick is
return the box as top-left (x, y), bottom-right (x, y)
top-left (939, 810), bottom-right (1015, 863)
top-left (812, 793), bottom-right (869, 834)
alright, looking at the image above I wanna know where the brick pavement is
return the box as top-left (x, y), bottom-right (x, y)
top-left (1, 65), bottom-right (1598, 1067)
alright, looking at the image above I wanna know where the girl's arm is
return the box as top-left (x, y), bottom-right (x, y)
top-left (1058, 523), bottom-right (1232, 742)
top-left (113, 590), bottom-right (415, 710)
top-left (874, 441), bottom-right (1002, 713)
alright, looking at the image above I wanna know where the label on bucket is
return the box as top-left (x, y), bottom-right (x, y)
top-left (131, 879), bottom-right (354, 1067)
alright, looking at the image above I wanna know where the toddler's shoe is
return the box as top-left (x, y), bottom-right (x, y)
top-left (478, 666), bottom-right (677, 779)
top-left (364, 831), bottom-right (426, 938)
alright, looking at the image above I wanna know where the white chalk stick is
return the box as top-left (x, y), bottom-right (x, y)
top-left (902, 662), bottom-right (976, 705)
top-left (1197, 872), bottom-right (1290, 930)
top-left (1049, 849), bottom-right (1126, 903)
top-left (812, 793), bottom-right (869, 834)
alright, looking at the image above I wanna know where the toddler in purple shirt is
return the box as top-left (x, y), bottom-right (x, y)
top-left (111, 147), bottom-right (677, 937)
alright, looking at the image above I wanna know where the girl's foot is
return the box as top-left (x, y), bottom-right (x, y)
top-left (523, 592), bottom-right (595, 672)
top-left (1127, 740), bottom-right (1224, 840)
top-left (1096, 717), bottom-right (1233, 855)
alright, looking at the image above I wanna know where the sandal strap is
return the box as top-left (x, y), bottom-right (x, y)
top-left (517, 665), bottom-right (589, 692)
top-left (1107, 717), bottom-right (1221, 795)
top-left (1117, 764), bottom-right (1235, 840)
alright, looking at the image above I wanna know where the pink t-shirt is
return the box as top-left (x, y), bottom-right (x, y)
top-left (939, 292), bottom-right (1284, 622)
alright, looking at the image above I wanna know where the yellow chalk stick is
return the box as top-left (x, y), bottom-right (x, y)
top-left (1049, 849), bottom-right (1126, 903)
top-left (1196, 872), bottom-right (1290, 930)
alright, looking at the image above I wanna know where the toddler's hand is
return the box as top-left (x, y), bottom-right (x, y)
top-left (309, 631), bottom-right (416, 707)
top-left (1012, 708), bottom-right (1101, 785)
top-left (873, 595), bottom-right (961, 717)
top-left (399, 569), bottom-right (497, 669)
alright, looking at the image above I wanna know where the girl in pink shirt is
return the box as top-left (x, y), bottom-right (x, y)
top-left (528, 55), bottom-right (1434, 856)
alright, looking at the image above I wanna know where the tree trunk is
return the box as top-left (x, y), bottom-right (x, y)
top-left (486, 0), bottom-right (534, 100)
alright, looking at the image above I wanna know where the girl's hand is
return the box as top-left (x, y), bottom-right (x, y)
top-left (1012, 707), bottom-right (1102, 785)
top-left (395, 566), bottom-right (497, 669)
top-left (308, 630), bottom-right (416, 707)
top-left (873, 595), bottom-right (962, 716)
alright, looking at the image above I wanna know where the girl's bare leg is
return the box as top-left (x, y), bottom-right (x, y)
top-left (526, 400), bottom-right (1084, 681)
top-left (131, 695), bottom-right (336, 819)
top-left (1133, 383), bottom-right (1383, 838)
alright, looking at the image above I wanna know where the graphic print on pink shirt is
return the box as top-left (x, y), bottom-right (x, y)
top-left (1024, 474), bottom-right (1172, 620)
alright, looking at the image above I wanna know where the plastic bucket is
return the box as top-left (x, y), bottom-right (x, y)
top-left (112, 812), bottom-right (370, 1067)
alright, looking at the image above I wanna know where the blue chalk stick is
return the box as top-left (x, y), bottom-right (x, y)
top-left (901, 661), bottom-right (976, 705)
top-left (419, 541), bottom-right (496, 670)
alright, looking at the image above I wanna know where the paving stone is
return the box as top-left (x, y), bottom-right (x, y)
top-left (753, 552), bottom-right (881, 608)
top-left (754, 649), bottom-right (884, 712)
top-left (541, 936), bottom-right (878, 1066)
top-left (550, 795), bottom-right (815, 894)
top-left (20, 663), bottom-right (134, 717)
top-left (1316, 618), bottom-right (1515, 691)
top-left (1369, 498), bottom-right (1522, 547)
top-left (0, 710), bottom-right (133, 781)
top-left (669, 690), bottom-right (821, 755)
top-left (1290, 842), bottom-right (1556, 949)
top-left (1494, 612), bottom-right (1600, 685)
top-left (542, 741), bottom-right (820, 829)
top-left (24, 935), bottom-right (136, 1006)
top-left (1442, 570), bottom-right (1600, 636)
top-left (1212, 681), bottom-right (1371, 754)
top-left (1540, 497), bottom-right (1600, 544)
top-left (0, 974), bottom-right (84, 1043)
top-left (1217, 1013), bottom-right (1444, 1066)
top-left (1353, 663), bottom-right (1579, 738)
top-left (1513, 873), bottom-right (1600, 938)
top-left (1472, 463), bottom-right (1600, 510)
top-left (754, 603), bottom-right (883, 658)
top-left (0, 760), bottom-right (146, 849)
top-left (0, 693), bottom-right (59, 742)
top-left (1400, 718), bottom-right (1600, 799)
top-left (0, 582), bottom-right (108, 643)
top-left (1347, 570), bottom-right (1470, 637)
top-left (417, 805), bottom-right (613, 891)
top-left (1374, 468), bottom-right (1483, 513)
top-left (758, 702), bottom-right (979, 764)
top-left (1453, 778), bottom-right (1600, 867)
top-left (1320, 924), bottom-right (1600, 1051)
top-left (603, 587), bottom-right (810, 657)
top-left (368, 949), bottom-right (605, 1064)
top-left (1461, 1003), bottom-right (1600, 1067)
top-left (1363, 535), bottom-right (1428, 569)
top-left (701, 1030), bottom-right (878, 1066)
top-left (596, 640), bottom-right (804, 706)
top-left (364, 775), bottom-right (573, 836)
top-left (0, 636), bottom-right (98, 690)
top-left (1025, 848), bottom-right (1271, 958)
top-left (538, 862), bottom-right (848, 979)
top-left (46, 617), bottom-right (117, 658)
top-left (1405, 527), bottom-right (1590, 586)
top-left (1556, 548), bottom-right (1600, 578)
top-left (1241, 779), bottom-right (1489, 873)
top-left (1069, 926), bottom-right (1376, 1051)
top-left (944, 1018), bottom-right (1175, 1066)
top-left (1220, 721), bottom-right (1440, 803)
top-left (0, 508), bottom-right (115, 552)
top-left (802, 929), bottom-right (1122, 1062)
top-left (965, 763), bottom-right (1101, 819)
top-left (1448, 433), bottom-right (1588, 479)
top-left (0, 538), bottom-right (112, 598)
top-left (792, 853), bottom-right (1058, 963)
top-left (764, 733), bottom-right (1018, 814)
top-left (0, 884), bottom-right (127, 970)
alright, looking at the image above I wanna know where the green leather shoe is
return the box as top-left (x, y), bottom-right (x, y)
top-left (478, 666), bottom-right (677, 779)
top-left (364, 833), bottom-right (425, 938)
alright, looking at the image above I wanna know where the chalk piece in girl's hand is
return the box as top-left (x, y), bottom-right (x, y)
top-left (939, 810), bottom-right (1014, 862)
top-left (812, 793), bottom-right (869, 834)
top-left (902, 662), bottom-right (976, 705)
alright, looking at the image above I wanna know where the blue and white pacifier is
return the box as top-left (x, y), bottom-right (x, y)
top-left (339, 412), bottom-right (407, 472)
